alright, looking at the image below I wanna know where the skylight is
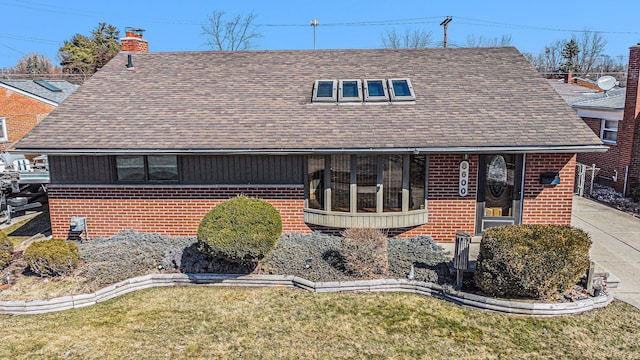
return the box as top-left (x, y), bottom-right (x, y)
top-left (312, 80), bottom-right (337, 102)
top-left (363, 79), bottom-right (388, 102)
top-left (388, 78), bottom-right (416, 101)
top-left (34, 80), bottom-right (62, 92)
top-left (338, 79), bottom-right (362, 102)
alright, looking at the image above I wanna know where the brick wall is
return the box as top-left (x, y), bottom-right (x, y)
top-left (626, 45), bottom-right (640, 193)
top-left (48, 185), bottom-right (310, 239)
top-left (521, 153), bottom-right (576, 225)
top-left (48, 153), bottom-right (577, 243)
top-left (397, 154), bottom-right (478, 242)
top-left (577, 116), bottom-right (619, 180)
top-left (0, 87), bottom-right (54, 150)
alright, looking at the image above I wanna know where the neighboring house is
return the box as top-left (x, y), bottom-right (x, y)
top-left (571, 88), bottom-right (625, 186)
top-left (0, 79), bottom-right (79, 151)
top-left (14, 44), bottom-right (606, 242)
top-left (557, 45), bottom-right (640, 195)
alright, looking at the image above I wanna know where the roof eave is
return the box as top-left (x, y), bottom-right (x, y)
top-left (12, 144), bottom-right (609, 156)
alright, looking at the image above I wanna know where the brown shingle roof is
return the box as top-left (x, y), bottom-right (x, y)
top-left (15, 47), bottom-right (604, 154)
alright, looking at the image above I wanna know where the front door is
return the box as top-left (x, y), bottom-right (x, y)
top-left (475, 154), bottom-right (524, 235)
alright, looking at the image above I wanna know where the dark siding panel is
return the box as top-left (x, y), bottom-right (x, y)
top-left (49, 156), bottom-right (112, 184)
top-left (181, 155), bottom-right (303, 185)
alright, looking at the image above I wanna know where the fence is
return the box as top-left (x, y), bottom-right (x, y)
top-left (575, 162), bottom-right (630, 197)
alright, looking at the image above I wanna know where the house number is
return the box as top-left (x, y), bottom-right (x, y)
top-left (459, 160), bottom-right (469, 197)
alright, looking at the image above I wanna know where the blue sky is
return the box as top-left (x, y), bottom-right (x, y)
top-left (1, 0), bottom-right (639, 69)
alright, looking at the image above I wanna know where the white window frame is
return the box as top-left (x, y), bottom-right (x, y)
top-left (363, 79), bottom-right (389, 102)
top-left (600, 119), bottom-right (618, 144)
top-left (312, 79), bottom-right (337, 103)
top-left (338, 79), bottom-right (363, 102)
top-left (0, 118), bottom-right (8, 142)
top-left (388, 78), bottom-right (416, 101)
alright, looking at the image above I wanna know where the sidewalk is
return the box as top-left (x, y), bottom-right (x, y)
top-left (572, 196), bottom-right (640, 309)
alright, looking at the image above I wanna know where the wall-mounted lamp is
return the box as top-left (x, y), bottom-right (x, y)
top-left (540, 172), bottom-right (561, 186)
top-left (413, 148), bottom-right (420, 155)
top-left (462, 154), bottom-right (469, 161)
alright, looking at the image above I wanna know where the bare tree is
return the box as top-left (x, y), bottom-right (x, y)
top-left (527, 31), bottom-right (607, 78)
top-left (575, 30), bottom-right (607, 76)
top-left (381, 28), bottom-right (432, 49)
top-left (202, 10), bottom-right (262, 51)
top-left (466, 34), bottom-right (512, 47)
top-left (13, 53), bottom-right (60, 75)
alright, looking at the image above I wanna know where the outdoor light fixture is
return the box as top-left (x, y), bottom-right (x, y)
top-left (305, 258), bottom-right (313, 269)
top-left (157, 264), bottom-right (164, 273)
top-left (6, 272), bottom-right (10, 288)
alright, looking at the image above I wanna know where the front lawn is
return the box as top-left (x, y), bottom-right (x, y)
top-left (1, 286), bottom-right (639, 359)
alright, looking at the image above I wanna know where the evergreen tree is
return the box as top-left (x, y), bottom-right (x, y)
top-left (58, 22), bottom-right (120, 77)
top-left (560, 39), bottom-right (580, 73)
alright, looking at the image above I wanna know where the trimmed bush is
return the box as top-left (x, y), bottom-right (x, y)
top-left (198, 196), bottom-right (282, 263)
top-left (340, 228), bottom-right (388, 278)
top-left (24, 239), bottom-right (79, 277)
top-left (474, 224), bottom-right (591, 300)
top-left (0, 232), bottom-right (13, 270)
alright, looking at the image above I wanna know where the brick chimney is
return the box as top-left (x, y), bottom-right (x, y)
top-left (120, 27), bottom-right (148, 52)
top-left (615, 44), bottom-right (640, 194)
top-left (564, 71), bottom-right (573, 84)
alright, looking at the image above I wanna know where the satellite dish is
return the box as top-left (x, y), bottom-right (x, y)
top-left (597, 76), bottom-right (617, 91)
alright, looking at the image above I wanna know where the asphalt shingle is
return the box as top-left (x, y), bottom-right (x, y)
top-left (15, 48), bottom-right (603, 153)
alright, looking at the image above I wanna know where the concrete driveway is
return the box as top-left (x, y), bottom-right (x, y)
top-left (572, 195), bottom-right (640, 309)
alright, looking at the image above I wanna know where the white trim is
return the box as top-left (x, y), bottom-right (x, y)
top-left (600, 119), bottom-right (618, 145)
top-left (575, 108), bottom-right (623, 121)
top-left (0, 117), bottom-right (7, 142)
top-left (0, 82), bottom-right (59, 107)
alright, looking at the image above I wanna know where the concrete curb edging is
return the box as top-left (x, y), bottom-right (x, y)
top-left (0, 273), bottom-right (614, 316)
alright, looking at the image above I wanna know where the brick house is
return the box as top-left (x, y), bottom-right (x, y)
top-left (570, 45), bottom-right (640, 194)
top-left (14, 46), bottom-right (606, 242)
top-left (0, 79), bottom-right (78, 151)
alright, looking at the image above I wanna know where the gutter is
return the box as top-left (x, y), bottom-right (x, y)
top-left (12, 144), bottom-right (609, 156)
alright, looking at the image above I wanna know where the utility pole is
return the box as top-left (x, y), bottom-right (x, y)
top-left (310, 19), bottom-right (319, 49)
top-left (440, 16), bottom-right (452, 48)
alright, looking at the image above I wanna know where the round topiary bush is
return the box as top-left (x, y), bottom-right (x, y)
top-left (474, 224), bottom-right (591, 300)
top-left (0, 232), bottom-right (13, 270)
top-left (23, 239), bottom-right (80, 277)
top-left (198, 196), bottom-right (282, 263)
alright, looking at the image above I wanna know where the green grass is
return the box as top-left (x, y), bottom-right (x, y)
top-left (2, 286), bottom-right (639, 359)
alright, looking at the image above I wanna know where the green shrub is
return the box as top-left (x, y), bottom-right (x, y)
top-left (198, 196), bottom-right (282, 263)
top-left (0, 232), bottom-right (13, 270)
top-left (340, 228), bottom-right (389, 278)
top-left (474, 224), bottom-right (591, 300)
top-left (24, 239), bottom-right (80, 277)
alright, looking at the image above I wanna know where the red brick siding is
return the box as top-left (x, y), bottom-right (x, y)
top-left (521, 153), bottom-right (575, 225)
top-left (626, 46), bottom-right (640, 193)
top-left (48, 153), bottom-right (576, 243)
top-left (48, 186), bottom-right (310, 238)
top-left (0, 87), bottom-right (55, 151)
top-left (399, 154), bottom-right (478, 242)
top-left (576, 116), bottom-right (619, 180)
top-left (121, 39), bottom-right (148, 53)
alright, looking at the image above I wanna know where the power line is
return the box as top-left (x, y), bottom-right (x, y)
top-left (455, 16), bottom-right (640, 36)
